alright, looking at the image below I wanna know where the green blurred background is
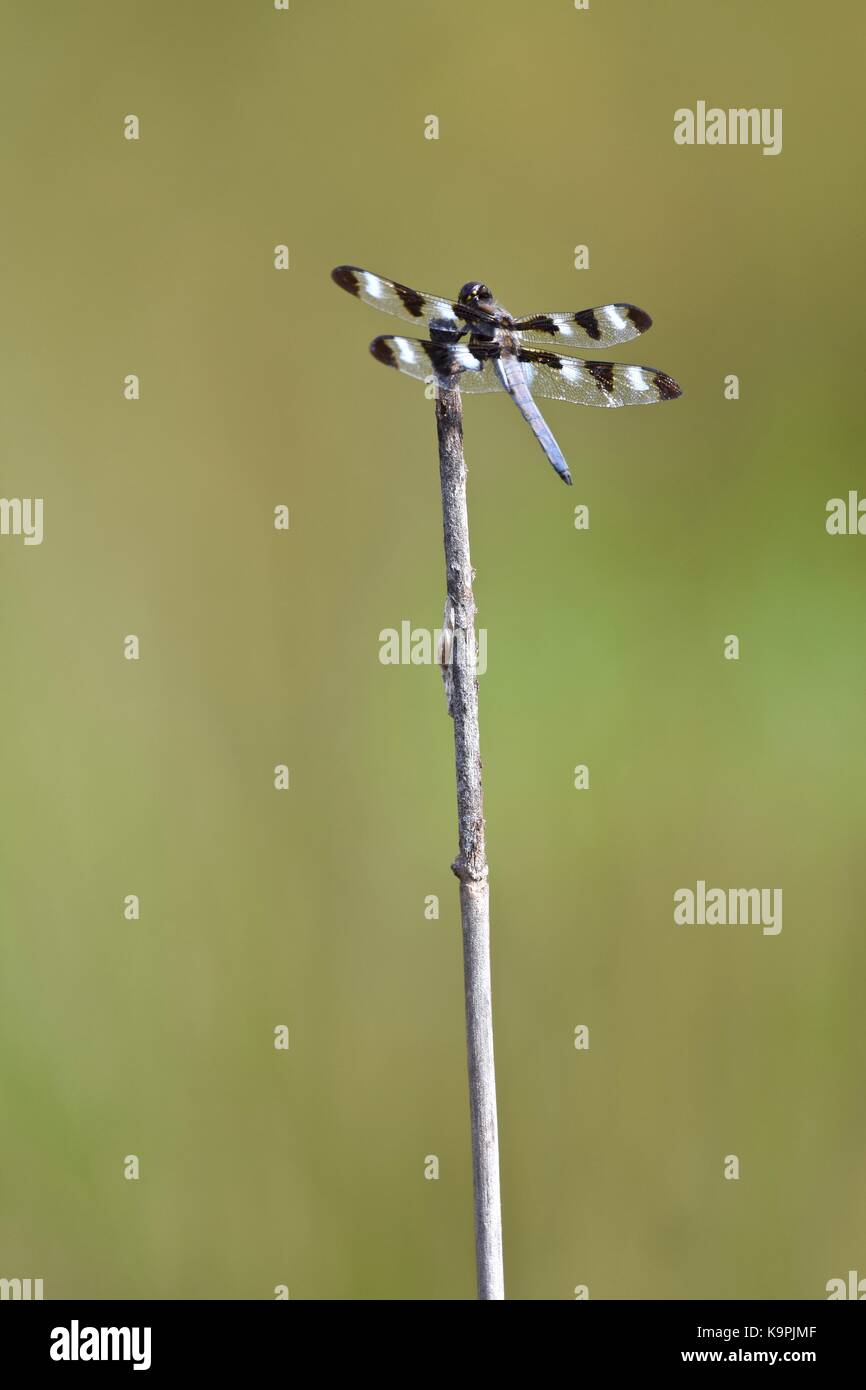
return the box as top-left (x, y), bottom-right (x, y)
top-left (1, 0), bottom-right (865, 1299)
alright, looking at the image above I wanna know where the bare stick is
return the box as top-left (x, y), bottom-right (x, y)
top-left (434, 370), bottom-right (504, 1301)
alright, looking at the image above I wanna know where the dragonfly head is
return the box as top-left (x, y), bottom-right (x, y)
top-left (458, 281), bottom-right (494, 310)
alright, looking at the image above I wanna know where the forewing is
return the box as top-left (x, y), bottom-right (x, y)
top-left (512, 303), bottom-right (653, 349)
top-left (332, 266), bottom-right (489, 332)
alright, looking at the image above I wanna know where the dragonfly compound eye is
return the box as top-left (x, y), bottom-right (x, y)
top-left (458, 281), bottom-right (492, 305)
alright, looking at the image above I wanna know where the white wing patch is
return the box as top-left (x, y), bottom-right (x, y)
top-left (363, 272), bottom-right (386, 299)
top-left (455, 345), bottom-right (483, 370)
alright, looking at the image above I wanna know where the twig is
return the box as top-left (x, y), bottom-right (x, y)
top-left (434, 364), bottom-right (505, 1301)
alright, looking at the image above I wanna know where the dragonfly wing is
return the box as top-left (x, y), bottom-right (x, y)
top-left (512, 303), bottom-right (653, 349)
top-left (332, 266), bottom-right (491, 332)
top-left (514, 348), bottom-right (682, 406)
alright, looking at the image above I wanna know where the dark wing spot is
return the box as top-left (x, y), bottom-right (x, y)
top-left (425, 340), bottom-right (462, 376)
top-left (625, 305), bottom-right (653, 333)
top-left (519, 349), bottom-right (562, 369)
top-left (518, 315), bottom-right (559, 336)
top-left (469, 344), bottom-right (497, 367)
top-left (331, 266), bottom-right (360, 296)
top-left (574, 308), bottom-right (601, 341)
top-left (370, 337), bottom-right (398, 368)
top-left (429, 315), bottom-right (463, 342)
top-left (586, 361), bottom-right (615, 394)
top-left (653, 371), bottom-right (681, 401)
top-left (395, 283), bottom-right (426, 318)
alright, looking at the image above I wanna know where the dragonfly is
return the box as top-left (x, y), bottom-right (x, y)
top-left (331, 265), bottom-right (682, 486)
